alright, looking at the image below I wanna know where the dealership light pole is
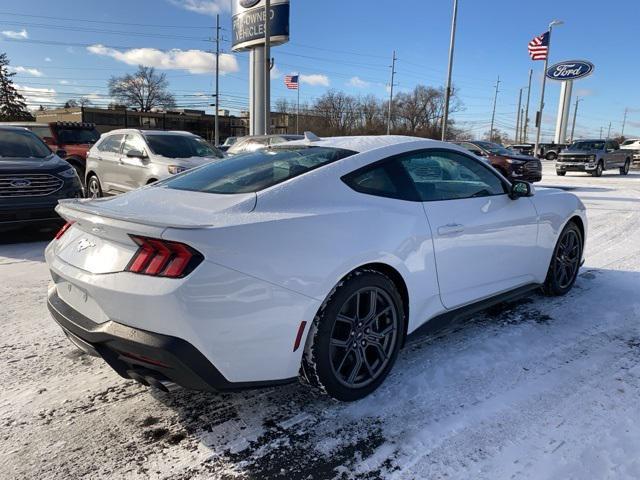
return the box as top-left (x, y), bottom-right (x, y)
top-left (569, 96), bottom-right (581, 143)
top-left (441, 0), bottom-right (458, 141)
top-left (622, 108), bottom-right (628, 137)
top-left (387, 50), bottom-right (397, 135)
top-left (535, 20), bottom-right (563, 154)
top-left (264, 0), bottom-right (271, 135)
top-left (489, 75), bottom-right (500, 142)
top-left (607, 121), bottom-right (612, 139)
top-left (214, 13), bottom-right (220, 146)
top-left (523, 68), bottom-right (533, 142)
top-left (515, 87), bottom-right (523, 142)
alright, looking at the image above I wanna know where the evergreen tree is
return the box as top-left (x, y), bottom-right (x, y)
top-left (0, 53), bottom-right (31, 121)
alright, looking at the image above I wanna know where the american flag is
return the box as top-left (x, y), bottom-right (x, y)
top-left (284, 75), bottom-right (299, 90)
top-left (528, 31), bottom-right (549, 60)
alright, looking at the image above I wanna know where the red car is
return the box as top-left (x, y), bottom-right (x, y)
top-left (453, 141), bottom-right (542, 183)
top-left (2, 122), bottom-right (100, 185)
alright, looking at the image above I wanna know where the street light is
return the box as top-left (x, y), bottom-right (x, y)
top-left (441, 0), bottom-right (458, 141)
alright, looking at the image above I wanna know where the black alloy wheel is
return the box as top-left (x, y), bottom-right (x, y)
top-left (302, 270), bottom-right (405, 401)
top-left (329, 287), bottom-right (399, 389)
top-left (543, 221), bottom-right (583, 296)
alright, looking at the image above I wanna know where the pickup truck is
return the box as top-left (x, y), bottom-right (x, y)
top-left (556, 139), bottom-right (632, 177)
top-left (620, 138), bottom-right (640, 164)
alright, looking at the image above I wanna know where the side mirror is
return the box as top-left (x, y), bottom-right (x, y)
top-left (56, 149), bottom-right (67, 159)
top-left (126, 149), bottom-right (147, 159)
top-left (509, 180), bottom-right (534, 200)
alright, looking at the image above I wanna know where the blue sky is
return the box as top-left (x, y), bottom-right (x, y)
top-left (0, 0), bottom-right (637, 141)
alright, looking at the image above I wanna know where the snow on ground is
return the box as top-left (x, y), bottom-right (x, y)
top-left (1, 163), bottom-right (639, 479)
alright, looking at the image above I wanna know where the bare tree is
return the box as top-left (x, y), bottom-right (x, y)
top-left (64, 99), bottom-right (78, 108)
top-left (108, 66), bottom-right (175, 112)
top-left (78, 97), bottom-right (92, 107)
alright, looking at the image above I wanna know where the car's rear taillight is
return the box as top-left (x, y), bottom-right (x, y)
top-left (55, 221), bottom-right (75, 240)
top-left (125, 235), bottom-right (203, 278)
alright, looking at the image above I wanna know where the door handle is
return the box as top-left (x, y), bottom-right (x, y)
top-left (438, 223), bottom-right (465, 236)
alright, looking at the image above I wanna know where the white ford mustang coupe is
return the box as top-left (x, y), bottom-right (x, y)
top-left (45, 135), bottom-right (586, 401)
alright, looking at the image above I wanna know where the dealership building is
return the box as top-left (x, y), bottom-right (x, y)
top-left (34, 106), bottom-right (304, 143)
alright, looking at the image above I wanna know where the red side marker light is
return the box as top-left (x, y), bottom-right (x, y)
top-left (293, 321), bottom-right (308, 352)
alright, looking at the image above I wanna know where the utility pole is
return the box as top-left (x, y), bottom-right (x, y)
top-left (535, 20), bottom-right (564, 155)
top-left (386, 50), bottom-right (397, 135)
top-left (489, 75), bottom-right (500, 142)
top-left (622, 108), bottom-right (628, 138)
top-left (515, 87), bottom-right (523, 143)
top-left (214, 13), bottom-right (220, 146)
top-left (264, 0), bottom-right (271, 135)
top-left (599, 126), bottom-right (603, 139)
top-left (607, 121), bottom-right (612, 139)
top-left (441, 0), bottom-right (458, 141)
top-left (523, 68), bottom-right (533, 143)
top-left (569, 96), bottom-right (581, 143)
top-left (520, 108), bottom-right (525, 143)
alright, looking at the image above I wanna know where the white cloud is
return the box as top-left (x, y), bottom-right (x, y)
top-left (300, 74), bottom-right (330, 87)
top-left (87, 44), bottom-right (239, 75)
top-left (168, 0), bottom-right (230, 16)
top-left (10, 66), bottom-right (44, 77)
top-left (576, 88), bottom-right (594, 97)
top-left (59, 80), bottom-right (69, 85)
top-left (270, 65), bottom-right (282, 80)
top-left (45, 57), bottom-right (52, 62)
top-left (348, 76), bottom-right (370, 88)
top-left (16, 84), bottom-right (57, 106)
top-left (1, 29), bottom-right (28, 40)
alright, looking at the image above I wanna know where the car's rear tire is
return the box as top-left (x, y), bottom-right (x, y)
top-left (620, 159), bottom-right (630, 175)
top-left (86, 174), bottom-right (102, 199)
top-left (556, 170), bottom-right (566, 176)
top-left (301, 269), bottom-right (406, 401)
top-left (542, 221), bottom-right (583, 296)
top-left (591, 161), bottom-right (604, 177)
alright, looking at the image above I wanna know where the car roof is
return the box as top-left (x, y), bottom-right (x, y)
top-left (104, 129), bottom-right (196, 136)
top-left (0, 122), bottom-right (49, 127)
top-left (285, 135), bottom-right (446, 153)
top-left (0, 125), bottom-right (36, 131)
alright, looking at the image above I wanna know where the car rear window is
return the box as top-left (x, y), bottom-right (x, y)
top-left (0, 129), bottom-right (52, 159)
top-left (165, 146), bottom-right (356, 194)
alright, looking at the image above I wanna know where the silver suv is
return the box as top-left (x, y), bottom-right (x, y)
top-left (85, 129), bottom-right (224, 198)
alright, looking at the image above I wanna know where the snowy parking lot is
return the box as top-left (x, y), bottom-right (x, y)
top-left (1, 162), bottom-right (640, 479)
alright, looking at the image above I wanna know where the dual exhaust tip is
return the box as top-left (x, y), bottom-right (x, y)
top-left (126, 369), bottom-right (179, 393)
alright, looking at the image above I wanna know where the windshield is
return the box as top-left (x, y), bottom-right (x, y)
top-left (569, 141), bottom-right (604, 151)
top-left (144, 134), bottom-right (224, 159)
top-left (165, 146), bottom-right (356, 194)
top-left (0, 129), bottom-right (52, 159)
top-left (54, 127), bottom-right (100, 145)
top-left (621, 140), bottom-right (637, 146)
top-left (474, 141), bottom-right (513, 156)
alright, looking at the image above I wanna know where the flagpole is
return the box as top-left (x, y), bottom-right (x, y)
top-left (534, 20), bottom-right (563, 157)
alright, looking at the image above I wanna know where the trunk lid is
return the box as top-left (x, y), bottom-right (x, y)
top-left (52, 185), bottom-right (256, 274)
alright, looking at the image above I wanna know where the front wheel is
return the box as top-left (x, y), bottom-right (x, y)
top-left (620, 159), bottom-right (630, 175)
top-left (592, 162), bottom-right (604, 177)
top-left (546, 151), bottom-right (558, 161)
top-left (301, 270), bottom-right (405, 401)
top-left (542, 221), bottom-right (583, 296)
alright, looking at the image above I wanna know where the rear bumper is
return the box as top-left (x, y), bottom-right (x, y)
top-left (47, 288), bottom-right (297, 392)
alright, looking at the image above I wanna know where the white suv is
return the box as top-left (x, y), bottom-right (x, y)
top-left (85, 129), bottom-right (225, 198)
top-left (620, 139), bottom-right (640, 163)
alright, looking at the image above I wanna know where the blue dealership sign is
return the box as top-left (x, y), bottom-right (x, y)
top-left (546, 60), bottom-right (595, 81)
top-left (232, 0), bottom-right (290, 51)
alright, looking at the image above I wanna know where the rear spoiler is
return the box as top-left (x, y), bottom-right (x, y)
top-left (56, 199), bottom-right (214, 230)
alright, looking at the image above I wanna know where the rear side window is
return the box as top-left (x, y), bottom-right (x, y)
top-left (28, 126), bottom-right (53, 140)
top-left (165, 146), bottom-right (355, 194)
top-left (97, 134), bottom-right (124, 153)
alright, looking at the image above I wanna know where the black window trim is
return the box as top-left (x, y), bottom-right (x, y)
top-left (342, 147), bottom-right (511, 203)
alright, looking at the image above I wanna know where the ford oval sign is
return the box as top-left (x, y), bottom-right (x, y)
top-left (546, 60), bottom-right (594, 81)
top-left (239, 0), bottom-right (260, 8)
